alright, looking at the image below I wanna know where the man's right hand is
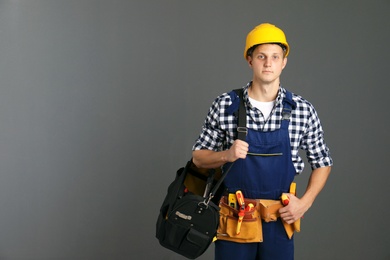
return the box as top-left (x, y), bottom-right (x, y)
top-left (226, 140), bottom-right (249, 162)
top-left (192, 140), bottom-right (249, 169)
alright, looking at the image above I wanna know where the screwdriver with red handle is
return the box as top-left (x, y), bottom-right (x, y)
top-left (235, 190), bottom-right (245, 235)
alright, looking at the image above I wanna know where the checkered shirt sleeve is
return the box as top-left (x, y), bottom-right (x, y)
top-left (192, 84), bottom-right (333, 173)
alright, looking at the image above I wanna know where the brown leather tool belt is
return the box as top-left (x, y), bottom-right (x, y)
top-left (216, 196), bottom-right (300, 243)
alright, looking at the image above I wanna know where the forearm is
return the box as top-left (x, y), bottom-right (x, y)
top-left (300, 166), bottom-right (332, 210)
top-left (192, 149), bottom-right (229, 169)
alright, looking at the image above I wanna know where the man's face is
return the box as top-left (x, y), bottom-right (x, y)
top-left (247, 44), bottom-right (287, 85)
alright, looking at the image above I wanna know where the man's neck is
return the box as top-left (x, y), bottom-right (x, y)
top-left (249, 81), bottom-right (279, 102)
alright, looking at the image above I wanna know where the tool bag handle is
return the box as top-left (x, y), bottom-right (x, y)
top-left (203, 88), bottom-right (246, 205)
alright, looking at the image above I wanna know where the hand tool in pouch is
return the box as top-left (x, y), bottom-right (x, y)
top-left (228, 193), bottom-right (237, 209)
top-left (235, 190), bottom-right (245, 235)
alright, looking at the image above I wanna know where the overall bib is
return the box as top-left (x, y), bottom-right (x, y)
top-left (215, 91), bottom-right (296, 260)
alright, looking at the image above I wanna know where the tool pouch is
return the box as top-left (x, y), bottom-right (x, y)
top-left (217, 197), bottom-right (263, 243)
top-left (259, 199), bottom-right (283, 222)
top-left (259, 199), bottom-right (300, 239)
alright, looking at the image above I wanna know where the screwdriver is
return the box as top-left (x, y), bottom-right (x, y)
top-left (281, 194), bottom-right (290, 206)
top-left (281, 182), bottom-right (297, 206)
top-left (235, 190), bottom-right (245, 235)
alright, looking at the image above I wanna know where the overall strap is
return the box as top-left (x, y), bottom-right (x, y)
top-left (281, 90), bottom-right (296, 128)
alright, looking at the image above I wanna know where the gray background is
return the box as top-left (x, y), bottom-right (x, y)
top-left (0, 0), bottom-right (389, 259)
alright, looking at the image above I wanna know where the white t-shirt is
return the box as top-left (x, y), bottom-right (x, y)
top-left (249, 97), bottom-right (275, 120)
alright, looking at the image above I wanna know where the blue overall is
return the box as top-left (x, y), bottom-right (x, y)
top-left (215, 90), bottom-right (297, 260)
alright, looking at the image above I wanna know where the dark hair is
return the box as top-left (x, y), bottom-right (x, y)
top-left (246, 43), bottom-right (287, 58)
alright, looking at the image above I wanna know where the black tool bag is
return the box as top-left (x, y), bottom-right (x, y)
top-left (155, 160), bottom-right (228, 259)
top-left (156, 89), bottom-right (246, 259)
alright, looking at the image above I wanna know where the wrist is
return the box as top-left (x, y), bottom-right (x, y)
top-left (220, 150), bottom-right (230, 163)
top-left (300, 195), bottom-right (314, 212)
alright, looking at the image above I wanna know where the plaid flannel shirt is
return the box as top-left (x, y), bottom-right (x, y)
top-left (192, 83), bottom-right (333, 173)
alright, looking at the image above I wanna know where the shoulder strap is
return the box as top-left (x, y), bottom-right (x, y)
top-left (233, 89), bottom-right (247, 141)
top-left (281, 90), bottom-right (296, 125)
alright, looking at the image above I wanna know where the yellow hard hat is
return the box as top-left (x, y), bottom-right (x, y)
top-left (244, 23), bottom-right (289, 59)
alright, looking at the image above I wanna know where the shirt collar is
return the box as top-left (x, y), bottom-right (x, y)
top-left (243, 81), bottom-right (287, 109)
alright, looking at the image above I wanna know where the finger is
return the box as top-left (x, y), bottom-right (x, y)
top-left (236, 140), bottom-right (249, 148)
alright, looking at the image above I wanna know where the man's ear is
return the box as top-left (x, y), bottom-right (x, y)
top-left (247, 56), bottom-right (253, 68)
top-left (282, 57), bottom-right (288, 70)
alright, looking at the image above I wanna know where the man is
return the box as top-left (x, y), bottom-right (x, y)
top-left (192, 23), bottom-right (333, 259)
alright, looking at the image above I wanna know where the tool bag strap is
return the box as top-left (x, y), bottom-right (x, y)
top-left (204, 88), bottom-right (246, 205)
top-left (235, 88), bottom-right (247, 141)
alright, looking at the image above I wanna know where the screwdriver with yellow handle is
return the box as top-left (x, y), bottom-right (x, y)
top-left (281, 194), bottom-right (290, 206)
top-left (281, 182), bottom-right (297, 206)
top-left (281, 182), bottom-right (301, 231)
top-left (235, 190), bottom-right (245, 235)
